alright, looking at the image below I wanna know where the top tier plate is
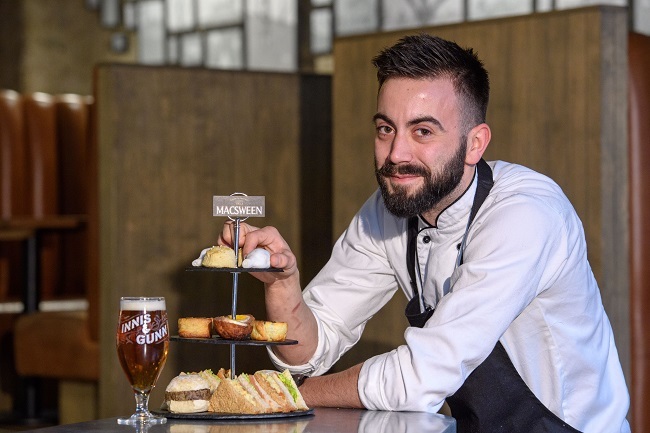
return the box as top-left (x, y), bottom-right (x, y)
top-left (185, 266), bottom-right (282, 273)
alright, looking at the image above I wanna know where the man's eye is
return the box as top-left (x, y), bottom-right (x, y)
top-left (376, 125), bottom-right (393, 135)
top-left (415, 128), bottom-right (432, 137)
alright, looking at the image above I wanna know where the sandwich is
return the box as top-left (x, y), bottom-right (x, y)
top-left (253, 370), bottom-right (308, 412)
top-left (208, 368), bottom-right (308, 414)
top-left (163, 372), bottom-right (214, 413)
top-left (197, 369), bottom-right (221, 393)
top-left (209, 369), bottom-right (268, 414)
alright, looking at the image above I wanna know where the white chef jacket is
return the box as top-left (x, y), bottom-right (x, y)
top-left (269, 160), bottom-right (630, 432)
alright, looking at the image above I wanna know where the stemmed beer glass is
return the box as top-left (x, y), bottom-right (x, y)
top-left (116, 297), bottom-right (170, 425)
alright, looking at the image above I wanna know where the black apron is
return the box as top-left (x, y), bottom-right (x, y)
top-left (404, 159), bottom-right (581, 433)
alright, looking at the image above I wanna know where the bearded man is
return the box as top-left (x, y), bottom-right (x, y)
top-left (218, 34), bottom-right (630, 433)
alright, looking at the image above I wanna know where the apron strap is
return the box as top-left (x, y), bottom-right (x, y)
top-left (406, 159), bottom-right (494, 302)
top-left (468, 158), bottom-right (494, 231)
top-left (406, 216), bottom-right (419, 296)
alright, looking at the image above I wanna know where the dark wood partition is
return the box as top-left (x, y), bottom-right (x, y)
top-left (332, 3), bottom-right (630, 405)
top-left (94, 65), bottom-right (331, 417)
top-left (628, 31), bottom-right (650, 432)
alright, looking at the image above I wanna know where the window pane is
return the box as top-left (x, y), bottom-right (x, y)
top-left (198, 0), bottom-right (243, 27)
top-left (535, 0), bottom-right (554, 12)
top-left (634, 0), bottom-right (650, 36)
top-left (468, 0), bottom-right (532, 20)
top-left (205, 28), bottom-right (243, 69)
top-left (311, 8), bottom-right (332, 54)
top-left (383, 0), bottom-right (463, 31)
top-left (101, 0), bottom-right (121, 28)
top-left (123, 2), bottom-right (137, 30)
top-left (138, 1), bottom-right (166, 65)
top-left (335, 0), bottom-right (378, 36)
top-left (180, 32), bottom-right (204, 66)
top-left (555, 0), bottom-right (625, 8)
top-left (247, 0), bottom-right (297, 71)
top-left (167, 0), bottom-right (195, 32)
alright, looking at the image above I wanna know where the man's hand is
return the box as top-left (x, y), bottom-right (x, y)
top-left (218, 221), bottom-right (298, 285)
top-left (300, 364), bottom-right (364, 409)
top-left (217, 220), bottom-right (318, 365)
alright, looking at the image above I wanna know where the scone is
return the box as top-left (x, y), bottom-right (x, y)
top-left (250, 320), bottom-right (288, 342)
top-left (178, 317), bottom-right (212, 338)
top-left (201, 246), bottom-right (243, 268)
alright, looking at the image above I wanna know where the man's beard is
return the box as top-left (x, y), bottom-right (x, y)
top-left (375, 141), bottom-right (467, 218)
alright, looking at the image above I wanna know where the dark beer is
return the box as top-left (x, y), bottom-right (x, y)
top-left (116, 298), bottom-right (169, 393)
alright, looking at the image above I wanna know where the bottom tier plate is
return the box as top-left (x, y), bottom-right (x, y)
top-left (152, 408), bottom-right (314, 421)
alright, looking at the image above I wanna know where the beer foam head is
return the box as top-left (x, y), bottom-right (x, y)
top-left (120, 297), bottom-right (166, 311)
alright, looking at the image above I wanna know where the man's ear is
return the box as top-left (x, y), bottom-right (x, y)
top-left (465, 123), bottom-right (491, 164)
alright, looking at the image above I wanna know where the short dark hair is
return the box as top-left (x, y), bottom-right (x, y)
top-left (372, 33), bottom-right (490, 130)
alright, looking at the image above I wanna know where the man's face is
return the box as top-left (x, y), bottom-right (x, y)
top-left (374, 77), bottom-right (469, 218)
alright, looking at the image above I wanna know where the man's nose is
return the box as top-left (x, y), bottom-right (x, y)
top-left (388, 132), bottom-right (413, 164)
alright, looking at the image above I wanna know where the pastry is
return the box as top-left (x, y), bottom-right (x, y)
top-left (250, 320), bottom-right (288, 342)
top-left (178, 317), bottom-right (212, 338)
top-left (242, 248), bottom-right (271, 268)
top-left (201, 245), bottom-right (243, 268)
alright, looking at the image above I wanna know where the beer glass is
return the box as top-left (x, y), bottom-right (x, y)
top-left (116, 297), bottom-right (169, 424)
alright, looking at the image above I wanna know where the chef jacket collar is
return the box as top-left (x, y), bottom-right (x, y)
top-left (419, 166), bottom-right (478, 231)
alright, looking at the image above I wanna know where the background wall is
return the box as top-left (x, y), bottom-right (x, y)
top-left (94, 65), bottom-right (332, 418)
top-left (0, 0), bottom-right (134, 95)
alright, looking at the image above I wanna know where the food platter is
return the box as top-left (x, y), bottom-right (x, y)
top-left (153, 408), bottom-right (314, 421)
top-left (185, 266), bottom-right (282, 273)
top-left (171, 335), bottom-right (298, 346)
top-left (167, 196), bottom-right (309, 421)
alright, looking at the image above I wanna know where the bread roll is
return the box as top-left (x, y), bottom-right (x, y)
top-left (178, 317), bottom-right (212, 338)
top-left (164, 373), bottom-right (212, 413)
top-left (250, 320), bottom-right (288, 342)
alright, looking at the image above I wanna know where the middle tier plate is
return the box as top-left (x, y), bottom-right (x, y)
top-left (171, 335), bottom-right (298, 346)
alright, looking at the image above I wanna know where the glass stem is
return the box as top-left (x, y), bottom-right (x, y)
top-left (134, 390), bottom-right (151, 417)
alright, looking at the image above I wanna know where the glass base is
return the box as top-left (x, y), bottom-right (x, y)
top-left (117, 412), bottom-right (167, 425)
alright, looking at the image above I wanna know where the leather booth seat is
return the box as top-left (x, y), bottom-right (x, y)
top-left (1, 90), bottom-right (97, 423)
top-left (14, 311), bottom-right (98, 381)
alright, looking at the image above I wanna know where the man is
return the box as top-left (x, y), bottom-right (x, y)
top-left (220, 34), bottom-right (630, 432)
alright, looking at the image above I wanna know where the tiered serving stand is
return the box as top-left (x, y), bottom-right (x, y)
top-left (172, 194), bottom-right (297, 377)
top-left (165, 194), bottom-right (311, 420)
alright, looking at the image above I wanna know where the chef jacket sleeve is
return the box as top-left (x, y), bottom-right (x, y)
top-left (268, 192), bottom-right (403, 376)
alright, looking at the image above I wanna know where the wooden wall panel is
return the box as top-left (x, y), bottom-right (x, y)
top-left (95, 65), bottom-right (331, 417)
top-left (332, 6), bottom-right (630, 388)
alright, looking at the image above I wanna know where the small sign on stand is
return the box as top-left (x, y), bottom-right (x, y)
top-left (213, 195), bottom-right (265, 218)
